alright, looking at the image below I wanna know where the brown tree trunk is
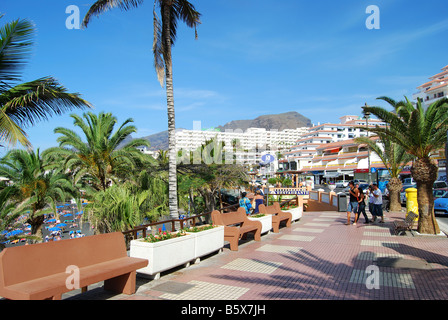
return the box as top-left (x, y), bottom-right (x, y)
top-left (388, 177), bottom-right (402, 212)
top-left (411, 158), bottom-right (440, 234)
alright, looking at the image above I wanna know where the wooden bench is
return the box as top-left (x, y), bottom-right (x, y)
top-left (0, 232), bottom-right (148, 300)
top-left (258, 204), bottom-right (292, 233)
top-left (211, 207), bottom-right (262, 251)
top-left (393, 211), bottom-right (418, 235)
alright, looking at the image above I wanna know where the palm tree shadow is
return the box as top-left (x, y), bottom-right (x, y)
top-left (383, 242), bottom-right (448, 267)
top-left (211, 249), bottom-right (371, 299)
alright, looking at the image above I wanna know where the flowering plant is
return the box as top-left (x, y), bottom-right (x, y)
top-left (186, 224), bottom-right (217, 233)
top-left (143, 228), bottom-right (187, 243)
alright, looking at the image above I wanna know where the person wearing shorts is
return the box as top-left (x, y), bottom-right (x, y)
top-left (346, 181), bottom-right (359, 225)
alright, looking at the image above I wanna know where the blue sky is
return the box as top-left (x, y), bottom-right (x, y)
top-left (2, 0), bottom-right (448, 151)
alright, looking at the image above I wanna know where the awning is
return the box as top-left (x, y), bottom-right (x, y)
top-left (323, 171), bottom-right (341, 178)
top-left (324, 147), bottom-right (341, 153)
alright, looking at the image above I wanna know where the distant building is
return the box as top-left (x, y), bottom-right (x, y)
top-left (175, 126), bottom-right (309, 165)
top-left (413, 65), bottom-right (448, 106)
top-left (277, 115), bottom-right (386, 184)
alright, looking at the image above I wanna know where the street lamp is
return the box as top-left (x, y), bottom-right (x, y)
top-left (362, 103), bottom-right (372, 185)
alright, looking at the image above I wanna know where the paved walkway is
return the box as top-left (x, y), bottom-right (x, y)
top-left (65, 210), bottom-right (448, 301)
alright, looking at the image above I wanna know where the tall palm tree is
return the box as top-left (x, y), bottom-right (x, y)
top-left (363, 96), bottom-right (448, 234)
top-left (354, 135), bottom-right (414, 211)
top-left (82, 0), bottom-right (201, 223)
top-left (44, 111), bottom-right (150, 192)
top-left (0, 149), bottom-right (77, 240)
top-left (0, 17), bottom-right (92, 148)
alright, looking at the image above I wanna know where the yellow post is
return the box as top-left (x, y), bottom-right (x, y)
top-left (405, 187), bottom-right (419, 224)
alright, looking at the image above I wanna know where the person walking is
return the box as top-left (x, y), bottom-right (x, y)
top-left (372, 184), bottom-right (384, 223)
top-left (346, 181), bottom-right (359, 225)
top-left (366, 185), bottom-right (376, 222)
top-left (355, 185), bottom-right (370, 224)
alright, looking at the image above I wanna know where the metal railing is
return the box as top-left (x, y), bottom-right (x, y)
top-left (122, 195), bottom-right (298, 249)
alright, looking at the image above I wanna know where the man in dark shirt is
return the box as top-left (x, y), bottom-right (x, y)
top-left (346, 181), bottom-right (360, 225)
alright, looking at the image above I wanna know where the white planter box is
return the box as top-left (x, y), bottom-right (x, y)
top-left (247, 214), bottom-right (272, 234)
top-left (187, 225), bottom-right (225, 260)
top-left (130, 233), bottom-right (195, 279)
top-left (282, 207), bottom-right (302, 222)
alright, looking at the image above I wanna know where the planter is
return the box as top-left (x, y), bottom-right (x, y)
top-left (247, 214), bottom-right (272, 234)
top-left (282, 207), bottom-right (302, 222)
top-left (130, 233), bottom-right (195, 279)
top-left (328, 185), bottom-right (336, 192)
top-left (186, 225), bottom-right (224, 262)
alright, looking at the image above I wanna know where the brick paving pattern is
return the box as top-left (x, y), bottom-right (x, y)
top-left (64, 210), bottom-right (448, 300)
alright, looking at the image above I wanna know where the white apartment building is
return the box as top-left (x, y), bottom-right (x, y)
top-left (175, 126), bottom-right (309, 165)
top-left (413, 65), bottom-right (448, 106)
top-left (279, 115), bottom-right (386, 173)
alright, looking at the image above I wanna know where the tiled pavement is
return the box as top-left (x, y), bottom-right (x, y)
top-left (65, 210), bottom-right (448, 301)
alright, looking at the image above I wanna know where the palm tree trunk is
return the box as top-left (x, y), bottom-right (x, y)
top-left (411, 158), bottom-right (440, 234)
top-left (388, 177), bottom-right (402, 212)
top-left (162, 1), bottom-right (179, 224)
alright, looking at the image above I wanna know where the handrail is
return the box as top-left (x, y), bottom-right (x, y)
top-left (122, 196), bottom-right (298, 246)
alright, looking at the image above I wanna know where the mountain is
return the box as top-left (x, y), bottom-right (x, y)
top-left (126, 111), bottom-right (311, 150)
top-left (217, 111), bottom-right (312, 132)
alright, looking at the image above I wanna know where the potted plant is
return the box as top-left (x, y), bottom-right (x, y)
top-left (185, 224), bottom-right (224, 262)
top-left (328, 181), bottom-right (336, 192)
top-left (247, 213), bottom-right (272, 234)
top-left (130, 228), bottom-right (195, 279)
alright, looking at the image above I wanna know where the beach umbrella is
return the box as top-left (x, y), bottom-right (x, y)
top-left (46, 218), bottom-right (56, 223)
top-left (48, 227), bottom-right (61, 232)
top-left (62, 213), bottom-right (73, 217)
top-left (56, 223), bottom-right (67, 227)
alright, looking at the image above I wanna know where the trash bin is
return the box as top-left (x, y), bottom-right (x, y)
top-left (337, 193), bottom-right (347, 212)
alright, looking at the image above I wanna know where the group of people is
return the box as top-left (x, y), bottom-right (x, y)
top-left (346, 181), bottom-right (385, 225)
top-left (239, 187), bottom-right (265, 215)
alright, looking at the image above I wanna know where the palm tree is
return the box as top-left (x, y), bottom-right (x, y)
top-left (82, 0), bottom-right (201, 223)
top-left (45, 111), bottom-right (150, 192)
top-left (362, 96), bottom-right (448, 234)
top-left (354, 135), bottom-right (414, 211)
top-left (0, 149), bottom-right (77, 240)
top-left (0, 17), bottom-right (92, 148)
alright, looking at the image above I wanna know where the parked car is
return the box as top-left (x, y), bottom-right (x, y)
top-left (433, 181), bottom-right (448, 189)
top-left (353, 179), bottom-right (367, 184)
top-left (434, 188), bottom-right (448, 199)
top-left (401, 182), bottom-right (448, 205)
top-left (335, 180), bottom-right (350, 188)
top-left (403, 177), bottom-right (416, 185)
top-left (434, 191), bottom-right (448, 215)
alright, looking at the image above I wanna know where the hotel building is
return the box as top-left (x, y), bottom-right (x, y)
top-left (413, 65), bottom-right (448, 106)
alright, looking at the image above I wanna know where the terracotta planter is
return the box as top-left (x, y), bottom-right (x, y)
top-left (130, 233), bottom-right (195, 279)
top-left (247, 214), bottom-right (272, 234)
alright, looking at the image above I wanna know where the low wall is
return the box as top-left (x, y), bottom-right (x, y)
top-left (306, 190), bottom-right (338, 212)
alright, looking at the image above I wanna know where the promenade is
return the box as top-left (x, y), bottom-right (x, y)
top-left (63, 209), bottom-right (448, 301)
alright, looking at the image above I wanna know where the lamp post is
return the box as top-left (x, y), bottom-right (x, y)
top-left (363, 103), bottom-right (372, 185)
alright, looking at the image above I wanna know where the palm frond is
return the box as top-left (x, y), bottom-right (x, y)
top-left (0, 18), bottom-right (34, 84)
top-left (82, 0), bottom-right (145, 28)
